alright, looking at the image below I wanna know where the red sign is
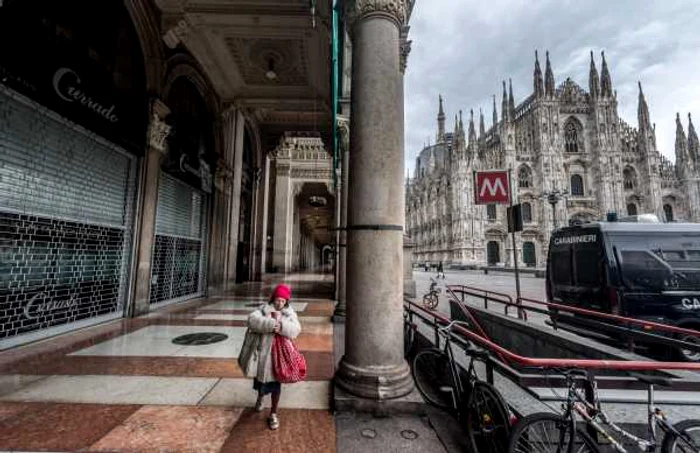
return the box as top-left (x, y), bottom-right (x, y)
top-left (475, 171), bottom-right (510, 204)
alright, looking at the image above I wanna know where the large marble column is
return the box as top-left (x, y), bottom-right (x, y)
top-left (224, 108), bottom-right (246, 287)
top-left (335, 0), bottom-right (413, 400)
top-left (131, 99), bottom-right (170, 316)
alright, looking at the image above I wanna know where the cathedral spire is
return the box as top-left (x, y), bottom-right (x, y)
top-left (676, 113), bottom-right (689, 167)
top-left (533, 50), bottom-right (544, 98)
top-left (459, 109), bottom-right (464, 136)
top-left (479, 108), bottom-right (485, 138)
top-left (437, 94), bottom-right (446, 143)
top-left (501, 80), bottom-right (509, 123)
top-left (689, 113), bottom-right (700, 161)
top-left (600, 51), bottom-right (613, 97)
top-left (492, 94), bottom-right (498, 127)
top-left (588, 51), bottom-right (600, 99)
top-left (508, 78), bottom-right (515, 119)
top-left (544, 51), bottom-right (555, 97)
top-left (637, 81), bottom-right (650, 132)
top-left (468, 109), bottom-right (476, 144)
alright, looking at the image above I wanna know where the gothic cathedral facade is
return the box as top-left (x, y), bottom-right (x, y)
top-left (406, 51), bottom-right (700, 268)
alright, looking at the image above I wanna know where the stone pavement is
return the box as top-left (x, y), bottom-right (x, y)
top-left (0, 272), bottom-right (460, 453)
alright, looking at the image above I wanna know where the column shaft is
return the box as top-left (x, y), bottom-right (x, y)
top-left (272, 165), bottom-right (292, 273)
top-left (335, 7), bottom-right (413, 399)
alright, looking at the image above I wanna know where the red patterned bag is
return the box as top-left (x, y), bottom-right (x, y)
top-left (271, 334), bottom-right (307, 383)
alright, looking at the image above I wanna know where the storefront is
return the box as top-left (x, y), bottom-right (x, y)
top-left (149, 76), bottom-right (214, 306)
top-left (0, 0), bottom-right (148, 348)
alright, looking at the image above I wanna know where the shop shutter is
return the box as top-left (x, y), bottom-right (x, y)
top-left (149, 172), bottom-right (208, 304)
top-left (0, 87), bottom-right (138, 345)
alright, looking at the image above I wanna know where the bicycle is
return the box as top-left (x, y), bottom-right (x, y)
top-left (508, 368), bottom-right (700, 453)
top-left (412, 319), bottom-right (512, 453)
top-left (423, 277), bottom-right (441, 309)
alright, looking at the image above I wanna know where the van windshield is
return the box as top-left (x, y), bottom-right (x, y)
top-left (610, 233), bottom-right (700, 292)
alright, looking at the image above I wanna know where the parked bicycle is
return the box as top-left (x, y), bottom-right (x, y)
top-left (423, 277), bottom-right (441, 309)
top-left (508, 368), bottom-right (700, 453)
top-left (412, 319), bottom-right (512, 453)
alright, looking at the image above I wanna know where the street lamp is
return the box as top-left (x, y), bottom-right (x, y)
top-left (542, 187), bottom-right (568, 230)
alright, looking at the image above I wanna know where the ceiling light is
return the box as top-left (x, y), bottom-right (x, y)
top-left (265, 58), bottom-right (277, 80)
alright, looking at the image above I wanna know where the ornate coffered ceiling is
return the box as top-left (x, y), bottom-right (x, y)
top-left (154, 0), bottom-right (332, 131)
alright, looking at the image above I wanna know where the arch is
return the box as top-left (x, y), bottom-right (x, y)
top-left (627, 203), bottom-right (638, 216)
top-left (163, 54), bottom-right (219, 115)
top-left (518, 165), bottom-right (533, 188)
top-left (124, 0), bottom-right (166, 93)
top-left (523, 241), bottom-right (536, 267)
top-left (570, 174), bottom-right (584, 196)
top-left (564, 117), bottom-right (583, 153)
top-left (487, 241), bottom-right (500, 265)
top-left (623, 166), bottom-right (638, 190)
top-left (663, 204), bottom-right (674, 222)
top-left (522, 202), bottom-right (532, 223)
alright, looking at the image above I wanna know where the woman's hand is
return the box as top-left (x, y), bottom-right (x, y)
top-left (272, 322), bottom-right (281, 334)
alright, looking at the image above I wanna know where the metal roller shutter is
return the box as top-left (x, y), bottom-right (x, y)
top-left (149, 172), bottom-right (208, 305)
top-left (0, 87), bottom-right (138, 347)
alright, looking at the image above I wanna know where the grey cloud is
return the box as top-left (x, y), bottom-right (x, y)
top-left (404, 0), bottom-right (700, 175)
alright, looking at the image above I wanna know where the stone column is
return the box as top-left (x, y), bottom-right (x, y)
top-left (333, 128), bottom-right (349, 321)
top-left (335, 0), bottom-right (413, 400)
top-left (131, 99), bottom-right (170, 316)
top-left (258, 155), bottom-right (271, 276)
top-left (224, 108), bottom-right (246, 286)
top-left (272, 158), bottom-right (292, 273)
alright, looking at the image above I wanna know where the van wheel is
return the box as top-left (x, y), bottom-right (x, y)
top-left (676, 329), bottom-right (700, 362)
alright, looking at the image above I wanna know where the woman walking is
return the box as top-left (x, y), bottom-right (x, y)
top-left (246, 283), bottom-right (301, 430)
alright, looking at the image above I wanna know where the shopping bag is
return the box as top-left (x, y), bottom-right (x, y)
top-left (238, 328), bottom-right (261, 378)
top-left (271, 334), bottom-right (307, 383)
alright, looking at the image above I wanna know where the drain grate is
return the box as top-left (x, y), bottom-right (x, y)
top-left (172, 332), bottom-right (229, 345)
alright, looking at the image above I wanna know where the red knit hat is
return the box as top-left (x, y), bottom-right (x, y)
top-left (272, 284), bottom-right (291, 301)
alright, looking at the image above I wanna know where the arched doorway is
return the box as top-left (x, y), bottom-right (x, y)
top-left (487, 241), bottom-right (500, 265)
top-left (523, 242), bottom-right (536, 267)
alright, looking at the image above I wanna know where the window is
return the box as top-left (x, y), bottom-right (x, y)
top-left (664, 204), bottom-right (674, 222)
top-left (627, 203), bottom-right (637, 216)
top-left (550, 250), bottom-right (572, 284)
top-left (574, 247), bottom-right (602, 286)
top-left (518, 166), bottom-right (532, 188)
top-left (570, 174), bottom-right (584, 196)
top-left (522, 202), bottom-right (532, 223)
top-left (523, 242), bottom-right (536, 267)
top-left (564, 120), bottom-right (580, 153)
top-left (623, 167), bottom-right (637, 190)
top-left (487, 204), bottom-right (497, 221)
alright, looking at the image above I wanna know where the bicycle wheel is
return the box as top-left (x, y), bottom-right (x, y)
top-left (412, 348), bottom-right (457, 412)
top-left (464, 381), bottom-right (511, 453)
top-left (661, 419), bottom-right (700, 453)
top-left (508, 413), bottom-right (600, 453)
top-left (423, 293), bottom-right (438, 309)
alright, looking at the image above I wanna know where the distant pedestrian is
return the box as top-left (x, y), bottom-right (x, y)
top-left (242, 284), bottom-right (301, 430)
top-left (424, 262), bottom-right (429, 272)
top-left (437, 261), bottom-right (445, 279)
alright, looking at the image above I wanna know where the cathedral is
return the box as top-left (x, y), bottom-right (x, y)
top-left (405, 51), bottom-right (700, 268)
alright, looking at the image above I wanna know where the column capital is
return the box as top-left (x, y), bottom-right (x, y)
top-left (147, 99), bottom-right (171, 154)
top-left (344, 0), bottom-right (408, 31)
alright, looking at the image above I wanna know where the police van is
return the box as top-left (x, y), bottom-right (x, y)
top-left (545, 217), bottom-right (700, 361)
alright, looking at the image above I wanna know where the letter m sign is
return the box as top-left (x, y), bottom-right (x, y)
top-left (475, 170), bottom-right (510, 204)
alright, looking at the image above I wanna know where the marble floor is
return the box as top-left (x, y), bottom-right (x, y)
top-left (0, 273), bottom-right (337, 452)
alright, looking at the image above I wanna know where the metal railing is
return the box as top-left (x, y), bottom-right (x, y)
top-left (446, 285), bottom-right (700, 355)
top-left (405, 298), bottom-right (700, 372)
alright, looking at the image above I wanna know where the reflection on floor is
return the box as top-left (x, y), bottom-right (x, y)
top-left (0, 273), bottom-right (337, 452)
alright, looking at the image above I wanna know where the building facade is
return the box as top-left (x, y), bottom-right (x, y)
top-left (406, 51), bottom-right (700, 268)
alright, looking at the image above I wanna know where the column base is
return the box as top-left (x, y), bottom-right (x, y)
top-left (333, 382), bottom-right (426, 416)
top-left (332, 301), bottom-right (346, 323)
top-left (335, 356), bottom-right (414, 400)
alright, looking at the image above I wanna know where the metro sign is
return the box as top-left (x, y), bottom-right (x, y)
top-left (475, 170), bottom-right (510, 204)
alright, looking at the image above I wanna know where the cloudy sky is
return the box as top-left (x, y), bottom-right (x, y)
top-left (404, 0), bottom-right (700, 176)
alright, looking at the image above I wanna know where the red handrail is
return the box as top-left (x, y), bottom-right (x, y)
top-left (405, 299), bottom-right (700, 371)
top-left (518, 295), bottom-right (700, 338)
top-left (448, 284), bottom-right (513, 302)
